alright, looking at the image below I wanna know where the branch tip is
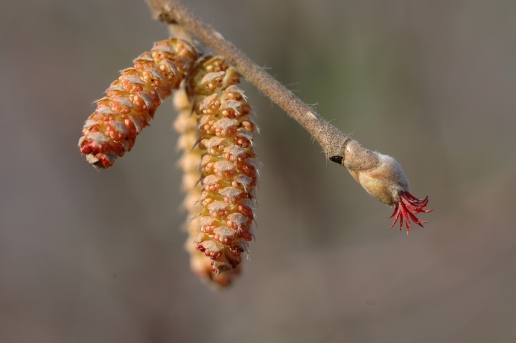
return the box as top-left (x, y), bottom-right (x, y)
top-left (142, 0), bottom-right (432, 231)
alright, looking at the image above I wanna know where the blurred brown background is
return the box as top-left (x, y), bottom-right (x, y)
top-left (1, 0), bottom-right (516, 342)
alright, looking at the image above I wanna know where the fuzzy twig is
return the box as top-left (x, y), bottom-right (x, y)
top-left (143, 0), bottom-right (432, 232)
top-left (144, 0), bottom-right (350, 161)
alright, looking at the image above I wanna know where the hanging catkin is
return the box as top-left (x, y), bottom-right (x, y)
top-left (182, 55), bottom-right (258, 277)
top-left (173, 88), bottom-right (241, 288)
top-left (79, 38), bottom-right (197, 169)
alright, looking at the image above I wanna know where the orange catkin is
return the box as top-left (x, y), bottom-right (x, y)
top-left (79, 38), bottom-right (197, 169)
top-left (184, 55), bottom-right (258, 277)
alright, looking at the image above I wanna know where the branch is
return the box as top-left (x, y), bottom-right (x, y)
top-left (144, 0), bottom-right (432, 232)
top-left (144, 0), bottom-right (348, 159)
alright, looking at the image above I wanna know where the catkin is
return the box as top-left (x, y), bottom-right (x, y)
top-left (181, 55), bottom-right (258, 277)
top-left (173, 89), bottom-right (241, 288)
top-left (79, 38), bottom-right (197, 169)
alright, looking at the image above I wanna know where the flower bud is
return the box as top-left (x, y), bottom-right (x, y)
top-left (342, 140), bottom-right (431, 233)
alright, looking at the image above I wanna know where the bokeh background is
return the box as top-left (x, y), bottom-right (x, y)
top-left (2, 0), bottom-right (516, 342)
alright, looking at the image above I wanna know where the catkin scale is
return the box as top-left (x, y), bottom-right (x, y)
top-left (79, 38), bottom-right (197, 169)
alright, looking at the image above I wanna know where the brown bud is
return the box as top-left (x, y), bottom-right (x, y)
top-left (341, 139), bottom-right (431, 233)
top-left (347, 152), bottom-right (409, 206)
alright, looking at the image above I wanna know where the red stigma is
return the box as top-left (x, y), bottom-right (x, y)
top-left (390, 191), bottom-right (432, 234)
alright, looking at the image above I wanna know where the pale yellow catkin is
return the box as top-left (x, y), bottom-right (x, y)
top-left (173, 87), bottom-right (241, 288)
top-left (182, 55), bottom-right (258, 278)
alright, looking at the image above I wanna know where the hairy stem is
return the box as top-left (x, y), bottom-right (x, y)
top-left (143, 0), bottom-right (433, 231)
top-left (144, 0), bottom-right (351, 161)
